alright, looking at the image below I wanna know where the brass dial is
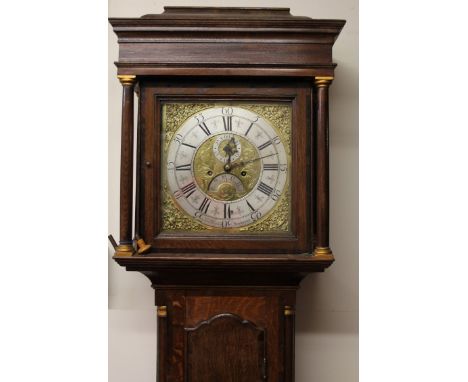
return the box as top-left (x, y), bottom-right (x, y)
top-left (164, 105), bottom-right (290, 230)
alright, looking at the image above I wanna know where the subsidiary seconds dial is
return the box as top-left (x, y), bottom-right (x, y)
top-left (166, 106), bottom-right (289, 229)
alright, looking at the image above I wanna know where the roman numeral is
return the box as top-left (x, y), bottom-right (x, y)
top-left (263, 163), bottom-right (279, 171)
top-left (198, 197), bottom-right (211, 214)
top-left (245, 122), bottom-right (254, 136)
top-left (224, 204), bottom-right (232, 219)
top-left (181, 182), bottom-right (196, 198)
top-left (258, 181), bottom-right (274, 196)
top-left (258, 140), bottom-right (273, 150)
top-left (198, 122), bottom-right (211, 136)
top-left (223, 116), bottom-right (233, 131)
top-left (246, 200), bottom-right (255, 212)
top-left (175, 164), bottom-right (191, 171)
top-left (182, 142), bottom-right (196, 149)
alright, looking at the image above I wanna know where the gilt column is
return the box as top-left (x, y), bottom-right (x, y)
top-left (314, 76), bottom-right (334, 258)
top-left (116, 74), bottom-right (137, 256)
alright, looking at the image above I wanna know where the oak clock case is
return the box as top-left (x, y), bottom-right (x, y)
top-left (110, 7), bottom-right (345, 382)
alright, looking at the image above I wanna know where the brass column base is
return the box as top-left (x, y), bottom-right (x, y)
top-left (115, 244), bottom-right (135, 257)
top-left (136, 238), bottom-right (152, 254)
top-left (313, 246), bottom-right (333, 257)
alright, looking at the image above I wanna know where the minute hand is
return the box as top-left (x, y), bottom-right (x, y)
top-left (230, 153), bottom-right (278, 170)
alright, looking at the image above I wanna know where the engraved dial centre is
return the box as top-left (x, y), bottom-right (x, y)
top-left (193, 133), bottom-right (261, 202)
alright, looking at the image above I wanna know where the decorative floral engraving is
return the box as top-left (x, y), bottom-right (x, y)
top-left (240, 189), bottom-right (290, 232)
top-left (163, 103), bottom-right (215, 153)
top-left (161, 184), bottom-right (206, 231)
top-left (243, 104), bottom-right (292, 155)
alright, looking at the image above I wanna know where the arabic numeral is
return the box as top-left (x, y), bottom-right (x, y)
top-left (222, 107), bottom-right (233, 115)
top-left (195, 113), bottom-right (205, 123)
top-left (271, 189), bottom-right (282, 201)
top-left (167, 161), bottom-right (175, 171)
top-left (272, 136), bottom-right (281, 145)
top-left (251, 211), bottom-right (262, 221)
top-left (222, 219), bottom-right (231, 228)
top-left (174, 134), bottom-right (183, 144)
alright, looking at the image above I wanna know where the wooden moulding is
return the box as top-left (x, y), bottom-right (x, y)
top-left (115, 64), bottom-right (337, 78)
top-left (113, 253), bottom-right (334, 286)
top-left (109, 7), bottom-right (345, 76)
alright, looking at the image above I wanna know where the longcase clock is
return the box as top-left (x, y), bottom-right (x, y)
top-left (109, 7), bottom-right (345, 382)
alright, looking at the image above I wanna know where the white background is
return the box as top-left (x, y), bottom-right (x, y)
top-left (1, 0), bottom-right (467, 382)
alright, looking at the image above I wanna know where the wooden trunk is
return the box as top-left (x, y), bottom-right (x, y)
top-left (156, 287), bottom-right (295, 382)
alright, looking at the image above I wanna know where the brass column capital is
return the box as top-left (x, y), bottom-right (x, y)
top-left (315, 76), bottom-right (334, 88)
top-left (117, 74), bottom-right (137, 86)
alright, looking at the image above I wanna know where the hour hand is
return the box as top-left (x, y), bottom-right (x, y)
top-left (223, 137), bottom-right (238, 172)
top-left (223, 137), bottom-right (238, 157)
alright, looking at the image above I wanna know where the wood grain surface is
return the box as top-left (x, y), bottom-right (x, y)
top-left (185, 313), bottom-right (265, 382)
